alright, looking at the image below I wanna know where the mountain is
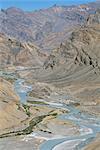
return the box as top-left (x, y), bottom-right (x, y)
top-left (28, 9), bottom-right (100, 107)
top-left (0, 2), bottom-right (100, 52)
top-left (0, 3), bottom-right (100, 149)
top-left (40, 9), bottom-right (100, 79)
top-left (0, 33), bottom-right (47, 68)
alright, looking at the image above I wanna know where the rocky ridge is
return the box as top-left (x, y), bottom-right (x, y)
top-left (0, 2), bottom-right (100, 51)
top-left (30, 9), bottom-right (100, 109)
top-left (42, 9), bottom-right (100, 83)
top-left (0, 33), bottom-right (47, 68)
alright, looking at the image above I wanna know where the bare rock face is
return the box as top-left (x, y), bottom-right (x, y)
top-left (0, 2), bottom-right (100, 51)
top-left (37, 10), bottom-right (100, 108)
top-left (42, 10), bottom-right (100, 85)
top-left (0, 34), bottom-right (47, 68)
top-left (44, 27), bottom-right (100, 73)
top-left (0, 78), bottom-right (27, 134)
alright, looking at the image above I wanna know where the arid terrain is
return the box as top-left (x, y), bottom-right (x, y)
top-left (0, 1), bottom-right (100, 150)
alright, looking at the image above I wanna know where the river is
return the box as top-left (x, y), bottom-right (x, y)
top-left (14, 79), bottom-right (32, 103)
top-left (14, 79), bottom-right (100, 150)
top-left (40, 104), bottom-right (100, 150)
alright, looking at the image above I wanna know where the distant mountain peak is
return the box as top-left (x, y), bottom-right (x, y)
top-left (5, 7), bottom-right (24, 14)
top-left (0, 2), bottom-right (100, 51)
top-left (52, 4), bottom-right (58, 7)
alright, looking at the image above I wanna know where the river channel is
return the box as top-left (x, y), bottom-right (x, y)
top-left (14, 79), bottom-right (100, 150)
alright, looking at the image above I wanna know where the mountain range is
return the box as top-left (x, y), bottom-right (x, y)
top-left (0, 1), bottom-right (100, 150)
top-left (0, 1), bottom-right (100, 51)
top-left (0, 4), bottom-right (99, 104)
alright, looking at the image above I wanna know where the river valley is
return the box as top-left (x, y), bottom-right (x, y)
top-left (0, 75), bottom-right (100, 150)
top-left (0, 1), bottom-right (100, 149)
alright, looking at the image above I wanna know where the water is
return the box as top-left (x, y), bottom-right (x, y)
top-left (14, 79), bottom-right (100, 150)
top-left (14, 79), bottom-right (32, 103)
top-left (40, 104), bottom-right (100, 150)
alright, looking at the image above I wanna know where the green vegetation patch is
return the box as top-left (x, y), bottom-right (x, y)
top-left (0, 111), bottom-right (58, 138)
top-left (5, 77), bottom-right (17, 84)
top-left (0, 115), bottom-right (47, 138)
top-left (22, 104), bottom-right (31, 117)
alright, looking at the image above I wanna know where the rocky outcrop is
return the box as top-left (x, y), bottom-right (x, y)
top-left (44, 26), bottom-right (100, 72)
top-left (0, 34), bottom-right (47, 68)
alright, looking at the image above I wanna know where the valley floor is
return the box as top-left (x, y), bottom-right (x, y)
top-left (0, 69), bottom-right (100, 150)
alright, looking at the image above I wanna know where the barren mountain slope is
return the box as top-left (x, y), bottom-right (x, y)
top-left (0, 78), bottom-right (27, 135)
top-left (27, 9), bottom-right (100, 108)
top-left (0, 2), bottom-right (100, 51)
top-left (0, 34), bottom-right (47, 68)
top-left (0, 5), bottom-right (100, 150)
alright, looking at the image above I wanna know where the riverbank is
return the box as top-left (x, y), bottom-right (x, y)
top-left (0, 72), bottom-right (100, 150)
